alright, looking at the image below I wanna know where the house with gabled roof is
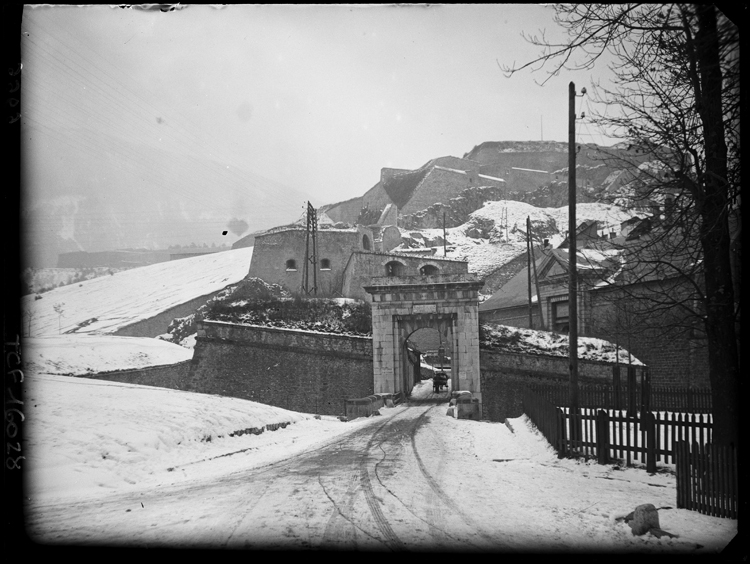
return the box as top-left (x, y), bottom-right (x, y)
top-left (479, 217), bottom-right (709, 386)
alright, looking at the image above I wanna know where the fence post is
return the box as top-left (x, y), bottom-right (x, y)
top-left (613, 365), bottom-right (621, 410)
top-left (557, 407), bottom-right (567, 458)
top-left (687, 386), bottom-right (694, 412)
top-left (675, 441), bottom-right (686, 509)
top-left (641, 367), bottom-right (651, 413)
top-left (627, 365), bottom-right (637, 416)
top-left (645, 411), bottom-right (656, 473)
top-left (596, 409), bottom-right (609, 464)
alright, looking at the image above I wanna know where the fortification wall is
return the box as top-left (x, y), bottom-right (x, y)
top-left (479, 349), bottom-right (645, 422)
top-left (341, 252), bottom-right (469, 301)
top-left (186, 321), bottom-right (373, 416)
top-left (248, 228), bottom-right (372, 296)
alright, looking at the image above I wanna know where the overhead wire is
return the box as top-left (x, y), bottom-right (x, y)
top-left (22, 15), bottom-right (310, 224)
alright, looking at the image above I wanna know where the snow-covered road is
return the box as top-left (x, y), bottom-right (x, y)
top-left (26, 395), bottom-right (505, 550)
top-left (23, 378), bottom-right (736, 552)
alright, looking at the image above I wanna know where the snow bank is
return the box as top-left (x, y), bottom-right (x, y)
top-left (22, 374), bottom-right (371, 501)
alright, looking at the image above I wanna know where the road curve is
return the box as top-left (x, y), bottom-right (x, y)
top-left (25, 389), bottom-right (514, 551)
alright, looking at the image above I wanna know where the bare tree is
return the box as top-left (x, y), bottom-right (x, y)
top-left (501, 5), bottom-right (739, 446)
top-left (53, 302), bottom-right (65, 334)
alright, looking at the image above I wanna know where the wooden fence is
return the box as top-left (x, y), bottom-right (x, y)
top-left (528, 380), bottom-right (712, 414)
top-left (676, 441), bottom-right (738, 519)
top-left (562, 408), bottom-right (713, 468)
top-left (521, 388), bottom-right (566, 458)
top-left (523, 387), bottom-right (735, 519)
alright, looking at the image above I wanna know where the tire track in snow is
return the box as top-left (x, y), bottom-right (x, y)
top-left (318, 472), bottom-right (383, 547)
top-left (410, 407), bottom-right (516, 551)
top-left (370, 400), bottom-right (481, 549)
top-left (358, 406), bottom-right (412, 550)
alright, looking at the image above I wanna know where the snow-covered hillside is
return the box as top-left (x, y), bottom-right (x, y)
top-left (23, 335), bottom-right (193, 376)
top-left (22, 374), bottom-right (328, 500)
top-left (20, 247), bottom-right (253, 337)
top-left (400, 201), bottom-right (646, 280)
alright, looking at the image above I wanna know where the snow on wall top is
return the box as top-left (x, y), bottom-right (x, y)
top-left (480, 324), bottom-right (644, 365)
top-left (21, 247), bottom-right (253, 337)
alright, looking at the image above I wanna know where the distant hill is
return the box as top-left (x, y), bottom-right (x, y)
top-left (21, 128), bottom-right (313, 267)
top-left (321, 140), bottom-right (656, 227)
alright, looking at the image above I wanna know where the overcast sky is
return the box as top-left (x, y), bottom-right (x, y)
top-left (21, 4), bottom-right (613, 210)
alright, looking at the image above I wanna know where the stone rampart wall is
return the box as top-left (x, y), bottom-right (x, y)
top-left (186, 321), bottom-right (373, 416)
top-left (479, 349), bottom-right (646, 422)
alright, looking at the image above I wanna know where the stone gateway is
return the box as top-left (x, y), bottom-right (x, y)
top-left (364, 273), bottom-right (484, 405)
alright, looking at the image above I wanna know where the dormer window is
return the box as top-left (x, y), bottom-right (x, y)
top-left (320, 258), bottom-right (331, 270)
top-left (286, 259), bottom-right (297, 271)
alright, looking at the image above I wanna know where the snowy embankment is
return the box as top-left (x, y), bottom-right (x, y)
top-left (22, 335), bottom-right (193, 376)
top-left (20, 247), bottom-right (253, 336)
top-left (22, 374), bottom-right (369, 501)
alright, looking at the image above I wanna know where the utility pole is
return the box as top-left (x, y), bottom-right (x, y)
top-left (302, 201), bottom-right (318, 295)
top-left (443, 211), bottom-right (447, 257)
top-left (528, 216), bottom-right (545, 330)
top-left (527, 220), bottom-right (533, 328)
top-left (569, 82), bottom-right (582, 444)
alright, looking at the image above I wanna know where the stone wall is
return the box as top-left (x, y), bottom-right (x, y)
top-left (429, 156), bottom-right (482, 171)
top-left (479, 349), bottom-right (644, 422)
top-left (361, 183), bottom-right (395, 217)
top-left (379, 225), bottom-right (402, 252)
top-left (342, 251), bottom-right (469, 301)
top-left (322, 197), bottom-right (364, 225)
top-left (248, 227), bottom-right (373, 296)
top-left (588, 284), bottom-right (710, 386)
top-left (401, 168), bottom-right (503, 217)
top-left (187, 321), bottom-right (373, 416)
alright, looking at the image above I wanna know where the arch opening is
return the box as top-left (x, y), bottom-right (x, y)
top-left (419, 264), bottom-right (439, 276)
top-left (385, 260), bottom-right (405, 276)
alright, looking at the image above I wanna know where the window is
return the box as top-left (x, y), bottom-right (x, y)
top-left (320, 258), bottom-right (331, 270)
top-left (552, 300), bottom-right (569, 333)
top-left (285, 259), bottom-right (297, 271)
top-left (362, 234), bottom-right (371, 250)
